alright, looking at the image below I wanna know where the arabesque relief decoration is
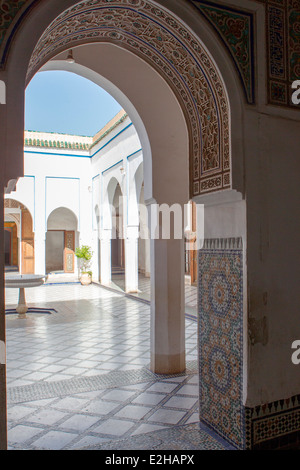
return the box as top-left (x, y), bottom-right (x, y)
top-left (27, 0), bottom-right (232, 197)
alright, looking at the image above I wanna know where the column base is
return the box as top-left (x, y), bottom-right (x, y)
top-left (150, 352), bottom-right (186, 375)
top-left (125, 287), bottom-right (139, 294)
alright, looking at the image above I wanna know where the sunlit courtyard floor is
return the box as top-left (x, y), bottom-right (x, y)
top-left (4, 280), bottom-right (232, 450)
top-left (111, 272), bottom-right (198, 315)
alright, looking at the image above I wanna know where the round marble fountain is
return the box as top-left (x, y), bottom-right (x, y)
top-left (5, 274), bottom-right (47, 318)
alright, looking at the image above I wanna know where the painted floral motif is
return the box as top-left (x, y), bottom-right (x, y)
top-left (288, 0), bottom-right (300, 82)
top-left (0, 0), bottom-right (27, 46)
top-left (265, 0), bottom-right (300, 107)
top-left (192, 0), bottom-right (255, 104)
top-left (0, 0), bottom-right (299, 110)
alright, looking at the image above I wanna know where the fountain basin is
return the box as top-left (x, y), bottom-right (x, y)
top-left (5, 275), bottom-right (47, 317)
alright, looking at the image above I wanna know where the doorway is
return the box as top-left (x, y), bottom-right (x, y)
top-left (4, 229), bottom-right (11, 266)
top-left (46, 207), bottom-right (77, 274)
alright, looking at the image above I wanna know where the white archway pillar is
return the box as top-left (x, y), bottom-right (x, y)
top-left (34, 234), bottom-right (46, 275)
top-left (148, 201), bottom-right (186, 374)
top-left (144, 238), bottom-right (151, 278)
top-left (138, 200), bottom-right (151, 279)
top-left (150, 236), bottom-right (185, 374)
top-left (125, 226), bottom-right (139, 293)
top-left (100, 229), bottom-right (112, 286)
top-left (35, 175), bottom-right (47, 275)
top-left (91, 230), bottom-right (100, 282)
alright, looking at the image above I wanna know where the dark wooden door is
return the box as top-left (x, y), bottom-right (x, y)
top-left (64, 231), bottom-right (75, 273)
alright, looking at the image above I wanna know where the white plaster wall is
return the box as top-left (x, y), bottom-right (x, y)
top-left (7, 111), bottom-right (143, 279)
top-left (243, 111), bottom-right (300, 407)
top-left (23, 151), bottom-right (91, 232)
top-left (90, 121), bottom-right (143, 288)
top-left (195, 107), bottom-right (300, 409)
top-left (91, 115), bottom-right (141, 169)
top-left (91, 115), bottom-right (142, 233)
top-left (91, 175), bottom-right (101, 281)
top-left (91, 126), bottom-right (142, 232)
top-left (46, 178), bottom-right (80, 227)
top-left (5, 176), bottom-right (35, 227)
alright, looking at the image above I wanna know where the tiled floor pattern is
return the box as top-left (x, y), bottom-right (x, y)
top-left (5, 282), bottom-right (226, 450)
top-left (5, 285), bottom-right (198, 389)
top-left (84, 423), bottom-right (228, 451)
top-left (111, 274), bottom-right (198, 311)
top-left (7, 374), bottom-right (203, 450)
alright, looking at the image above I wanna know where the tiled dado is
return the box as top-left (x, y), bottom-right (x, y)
top-left (198, 238), bottom-right (300, 450)
top-left (245, 395), bottom-right (300, 450)
top-left (198, 238), bottom-right (245, 449)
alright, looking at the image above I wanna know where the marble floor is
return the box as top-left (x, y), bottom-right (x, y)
top-left (4, 280), bottom-right (231, 450)
top-left (111, 273), bottom-right (198, 314)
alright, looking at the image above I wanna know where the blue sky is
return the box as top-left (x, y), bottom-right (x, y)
top-left (25, 71), bottom-right (123, 136)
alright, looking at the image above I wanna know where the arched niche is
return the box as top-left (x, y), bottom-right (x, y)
top-left (46, 207), bottom-right (78, 274)
top-left (4, 198), bottom-right (34, 274)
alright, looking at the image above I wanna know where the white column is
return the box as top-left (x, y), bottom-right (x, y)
top-left (34, 176), bottom-right (46, 275)
top-left (150, 236), bottom-right (186, 374)
top-left (34, 233), bottom-right (46, 275)
top-left (138, 200), bottom-right (151, 278)
top-left (125, 225), bottom-right (139, 293)
top-left (91, 231), bottom-right (100, 282)
top-left (100, 229), bottom-right (112, 286)
top-left (144, 237), bottom-right (151, 278)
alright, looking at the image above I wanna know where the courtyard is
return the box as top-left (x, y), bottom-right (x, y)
top-left (5, 279), bottom-right (231, 450)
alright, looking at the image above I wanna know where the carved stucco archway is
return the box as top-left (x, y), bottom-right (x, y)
top-left (27, 0), bottom-right (231, 198)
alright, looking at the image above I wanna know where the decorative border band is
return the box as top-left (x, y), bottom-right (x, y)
top-left (201, 237), bottom-right (243, 250)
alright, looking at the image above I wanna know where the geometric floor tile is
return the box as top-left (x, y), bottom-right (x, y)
top-left (81, 400), bottom-right (120, 416)
top-left (58, 414), bottom-right (100, 432)
top-left (4, 281), bottom-right (229, 450)
top-left (132, 423), bottom-right (167, 436)
top-left (26, 409), bottom-right (68, 426)
top-left (93, 419), bottom-right (136, 437)
top-left (132, 392), bottom-right (166, 406)
top-left (7, 405), bottom-right (36, 421)
top-left (163, 396), bottom-right (198, 409)
top-left (31, 431), bottom-right (79, 450)
top-left (8, 425), bottom-right (42, 444)
top-left (114, 405), bottom-right (151, 420)
top-left (101, 389), bottom-right (137, 402)
top-left (85, 423), bottom-right (227, 451)
top-left (147, 408), bottom-right (187, 425)
top-left (146, 383), bottom-right (179, 394)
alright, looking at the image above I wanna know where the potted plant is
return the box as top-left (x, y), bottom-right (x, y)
top-left (75, 245), bottom-right (93, 285)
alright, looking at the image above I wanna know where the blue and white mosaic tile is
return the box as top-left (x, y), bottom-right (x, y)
top-left (198, 239), bottom-right (244, 449)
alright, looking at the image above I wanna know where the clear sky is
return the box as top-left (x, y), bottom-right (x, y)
top-left (25, 70), bottom-right (123, 136)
